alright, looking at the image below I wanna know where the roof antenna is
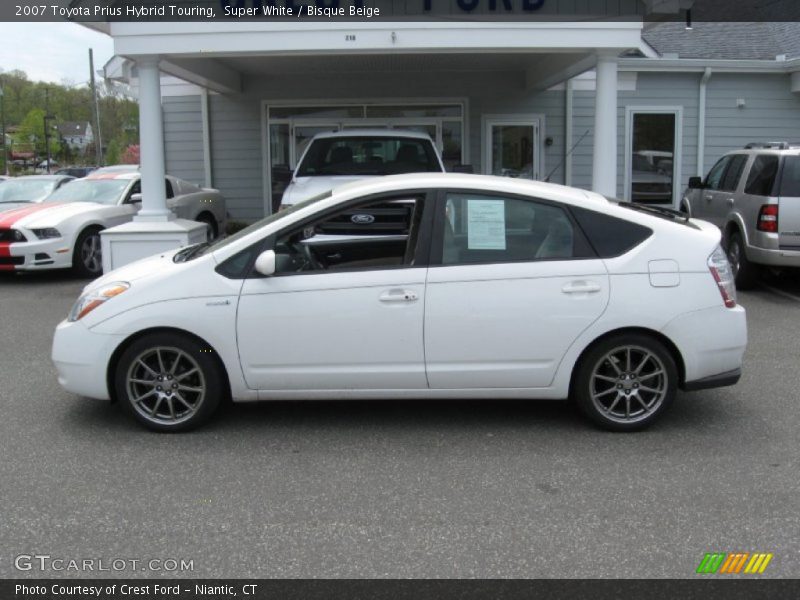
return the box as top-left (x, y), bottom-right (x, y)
top-left (544, 129), bottom-right (589, 183)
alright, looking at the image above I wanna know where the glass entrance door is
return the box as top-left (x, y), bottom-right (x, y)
top-left (485, 119), bottom-right (541, 180)
top-left (625, 109), bottom-right (680, 206)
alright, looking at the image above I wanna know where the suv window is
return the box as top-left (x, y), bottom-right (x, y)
top-left (296, 136), bottom-right (441, 176)
top-left (704, 156), bottom-right (731, 191)
top-left (440, 193), bottom-right (590, 265)
top-left (745, 155), bottom-right (780, 196)
top-left (778, 156), bottom-right (800, 197)
top-left (720, 155), bottom-right (748, 192)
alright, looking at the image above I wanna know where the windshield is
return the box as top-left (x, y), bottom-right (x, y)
top-left (45, 178), bottom-right (130, 205)
top-left (184, 190), bottom-right (334, 261)
top-left (0, 179), bottom-right (57, 203)
top-left (296, 136), bottom-right (441, 177)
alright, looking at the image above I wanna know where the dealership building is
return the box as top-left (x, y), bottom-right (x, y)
top-left (84, 2), bottom-right (800, 263)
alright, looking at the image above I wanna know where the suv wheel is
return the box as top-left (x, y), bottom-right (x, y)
top-left (573, 334), bottom-right (677, 432)
top-left (726, 231), bottom-right (758, 290)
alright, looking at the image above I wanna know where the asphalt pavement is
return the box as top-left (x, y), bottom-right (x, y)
top-left (1, 269), bottom-right (799, 578)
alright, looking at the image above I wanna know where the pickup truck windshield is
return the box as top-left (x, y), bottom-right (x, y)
top-left (296, 136), bottom-right (441, 177)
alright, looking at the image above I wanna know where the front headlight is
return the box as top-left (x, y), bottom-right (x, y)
top-left (31, 228), bottom-right (61, 239)
top-left (68, 282), bottom-right (130, 322)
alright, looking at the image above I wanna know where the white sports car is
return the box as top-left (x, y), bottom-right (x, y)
top-left (0, 171), bottom-right (226, 277)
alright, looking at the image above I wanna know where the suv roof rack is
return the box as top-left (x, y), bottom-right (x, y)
top-left (744, 142), bottom-right (790, 149)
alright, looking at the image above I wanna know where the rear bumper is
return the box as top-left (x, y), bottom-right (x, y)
top-left (747, 244), bottom-right (800, 268)
top-left (660, 304), bottom-right (747, 386)
top-left (682, 368), bottom-right (741, 391)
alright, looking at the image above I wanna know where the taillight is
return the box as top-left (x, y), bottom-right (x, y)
top-left (708, 245), bottom-right (737, 308)
top-left (757, 204), bottom-right (779, 232)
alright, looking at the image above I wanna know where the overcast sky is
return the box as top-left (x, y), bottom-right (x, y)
top-left (0, 23), bottom-right (114, 85)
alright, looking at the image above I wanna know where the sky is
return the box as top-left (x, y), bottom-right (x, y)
top-left (0, 23), bottom-right (114, 85)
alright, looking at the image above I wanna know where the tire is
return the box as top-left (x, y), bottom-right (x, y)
top-left (573, 334), bottom-right (678, 432)
top-left (196, 213), bottom-right (218, 241)
top-left (72, 227), bottom-right (104, 278)
top-left (726, 230), bottom-right (758, 290)
top-left (115, 332), bottom-right (224, 432)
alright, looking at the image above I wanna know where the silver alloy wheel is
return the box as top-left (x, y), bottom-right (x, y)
top-left (81, 232), bottom-right (102, 274)
top-left (125, 346), bottom-right (206, 425)
top-left (727, 238), bottom-right (741, 278)
top-left (589, 345), bottom-right (668, 424)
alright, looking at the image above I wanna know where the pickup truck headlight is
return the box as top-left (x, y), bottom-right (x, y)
top-left (31, 228), bottom-right (61, 239)
top-left (68, 282), bottom-right (130, 322)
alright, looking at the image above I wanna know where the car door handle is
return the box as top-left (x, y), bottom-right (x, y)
top-left (562, 281), bottom-right (602, 295)
top-left (704, 194), bottom-right (714, 201)
top-left (727, 197), bottom-right (735, 206)
top-left (379, 289), bottom-right (418, 303)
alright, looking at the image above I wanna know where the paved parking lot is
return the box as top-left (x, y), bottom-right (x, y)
top-left (1, 270), bottom-right (799, 578)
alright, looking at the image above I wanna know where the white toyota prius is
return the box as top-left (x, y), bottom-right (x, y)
top-left (52, 174), bottom-right (747, 432)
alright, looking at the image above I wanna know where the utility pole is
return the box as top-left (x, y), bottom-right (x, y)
top-left (89, 48), bottom-right (103, 165)
top-left (44, 87), bottom-right (52, 173)
top-left (0, 77), bottom-right (6, 176)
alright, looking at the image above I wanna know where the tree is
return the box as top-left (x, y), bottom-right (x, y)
top-left (15, 108), bottom-right (61, 158)
top-left (105, 139), bottom-right (122, 165)
top-left (120, 144), bottom-right (140, 165)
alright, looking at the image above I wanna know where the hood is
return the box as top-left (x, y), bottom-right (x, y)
top-left (8, 202), bottom-right (108, 229)
top-left (282, 175), bottom-right (374, 205)
top-left (86, 247), bottom-right (183, 293)
top-left (0, 201), bottom-right (36, 213)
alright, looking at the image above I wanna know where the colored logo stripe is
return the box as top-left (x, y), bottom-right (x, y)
top-left (697, 553), bottom-right (773, 574)
top-left (0, 202), bottom-right (59, 228)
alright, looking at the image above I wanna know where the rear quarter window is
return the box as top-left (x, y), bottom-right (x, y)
top-left (778, 156), bottom-right (800, 197)
top-left (744, 155), bottom-right (779, 196)
top-left (570, 206), bottom-right (653, 258)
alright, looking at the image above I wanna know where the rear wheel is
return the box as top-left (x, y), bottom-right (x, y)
top-left (72, 228), bottom-right (103, 278)
top-left (726, 230), bottom-right (758, 290)
top-left (115, 332), bottom-right (223, 432)
top-left (573, 334), bottom-right (677, 432)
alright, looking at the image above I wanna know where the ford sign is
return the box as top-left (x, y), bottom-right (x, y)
top-left (351, 214), bottom-right (376, 225)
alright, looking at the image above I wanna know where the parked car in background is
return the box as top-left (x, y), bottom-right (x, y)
top-left (52, 173), bottom-right (746, 432)
top-left (55, 166), bottom-right (98, 179)
top-left (0, 176), bottom-right (10, 183)
top-left (0, 175), bottom-right (74, 212)
top-left (278, 130), bottom-right (445, 211)
top-left (631, 153), bottom-right (673, 204)
top-left (92, 164), bottom-right (140, 176)
top-left (0, 170), bottom-right (226, 277)
top-left (681, 142), bottom-right (800, 288)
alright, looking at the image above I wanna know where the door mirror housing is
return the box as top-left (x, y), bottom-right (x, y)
top-left (129, 193), bottom-right (143, 203)
top-left (254, 249), bottom-right (276, 277)
top-left (687, 176), bottom-right (704, 189)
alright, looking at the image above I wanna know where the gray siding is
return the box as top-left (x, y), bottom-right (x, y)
top-left (163, 96), bottom-right (205, 186)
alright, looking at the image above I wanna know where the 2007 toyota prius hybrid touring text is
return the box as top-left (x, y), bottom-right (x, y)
top-left (52, 174), bottom-right (747, 432)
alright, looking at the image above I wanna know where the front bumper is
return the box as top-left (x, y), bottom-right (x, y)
top-left (661, 304), bottom-right (747, 389)
top-left (52, 318), bottom-right (125, 400)
top-left (5, 238), bottom-right (73, 270)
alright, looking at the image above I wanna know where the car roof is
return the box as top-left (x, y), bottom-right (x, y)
top-left (85, 171), bottom-right (140, 181)
top-left (310, 129), bottom-right (434, 141)
top-left (329, 172), bottom-right (603, 205)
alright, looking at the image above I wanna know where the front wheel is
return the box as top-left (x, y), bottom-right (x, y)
top-left (573, 334), bottom-right (678, 432)
top-left (115, 333), bottom-right (224, 432)
top-left (72, 228), bottom-right (103, 278)
top-left (726, 231), bottom-right (758, 290)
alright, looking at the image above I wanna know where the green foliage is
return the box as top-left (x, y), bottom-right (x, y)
top-left (0, 68), bottom-right (138, 166)
top-left (16, 108), bottom-right (61, 157)
top-left (105, 139), bottom-right (122, 165)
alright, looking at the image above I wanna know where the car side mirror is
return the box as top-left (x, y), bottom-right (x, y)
top-left (254, 249), bottom-right (276, 277)
top-left (688, 177), bottom-right (703, 189)
top-left (130, 193), bottom-right (143, 203)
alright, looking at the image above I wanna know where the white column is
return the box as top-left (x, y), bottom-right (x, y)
top-left (592, 54), bottom-right (618, 197)
top-left (135, 56), bottom-right (172, 221)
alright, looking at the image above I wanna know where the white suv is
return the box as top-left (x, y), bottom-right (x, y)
top-left (279, 129), bottom-right (445, 209)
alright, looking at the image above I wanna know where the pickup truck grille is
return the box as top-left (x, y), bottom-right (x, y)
top-left (317, 203), bottom-right (413, 236)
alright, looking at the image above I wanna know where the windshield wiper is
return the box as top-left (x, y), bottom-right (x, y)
top-left (0, 200), bottom-right (32, 204)
top-left (173, 241), bottom-right (211, 263)
top-left (618, 202), bottom-right (689, 222)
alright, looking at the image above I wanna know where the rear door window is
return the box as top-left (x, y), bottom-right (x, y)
top-left (720, 155), bottom-right (748, 192)
top-left (744, 155), bottom-right (779, 196)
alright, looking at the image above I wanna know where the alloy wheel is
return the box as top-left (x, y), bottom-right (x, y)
top-left (589, 345), bottom-right (668, 425)
top-left (81, 233), bottom-right (102, 274)
top-left (125, 346), bottom-right (206, 426)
